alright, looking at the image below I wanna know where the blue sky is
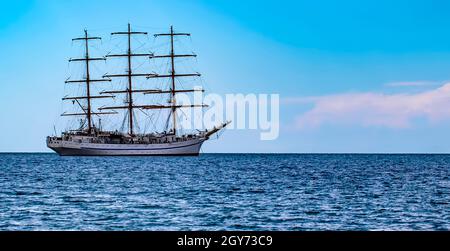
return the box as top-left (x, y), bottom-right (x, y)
top-left (2, 0), bottom-right (450, 152)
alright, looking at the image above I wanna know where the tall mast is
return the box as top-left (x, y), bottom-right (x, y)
top-left (151, 26), bottom-right (202, 135)
top-left (126, 23), bottom-right (134, 135)
top-left (102, 23), bottom-right (155, 135)
top-left (169, 26), bottom-right (177, 135)
top-left (104, 23), bottom-right (153, 135)
top-left (61, 30), bottom-right (115, 132)
top-left (84, 30), bottom-right (93, 132)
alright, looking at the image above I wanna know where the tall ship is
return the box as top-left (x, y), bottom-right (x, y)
top-left (47, 24), bottom-right (229, 156)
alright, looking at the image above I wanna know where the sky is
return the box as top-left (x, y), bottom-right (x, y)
top-left (2, 0), bottom-right (450, 153)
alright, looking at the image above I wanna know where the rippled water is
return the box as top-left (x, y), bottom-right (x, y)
top-left (0, 153), bottom-right (449, 230)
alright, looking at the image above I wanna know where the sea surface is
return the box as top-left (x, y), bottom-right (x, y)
top-left (0, 153), bottom-right (449, 230)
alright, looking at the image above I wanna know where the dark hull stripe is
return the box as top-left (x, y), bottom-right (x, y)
top-left (56, 152), bottom-right (200, 157)
top-left (78, 140), bottom-right (203, 151)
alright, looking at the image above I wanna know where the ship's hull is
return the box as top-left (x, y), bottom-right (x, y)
top-left (47, 138), bottom-right (205, 156)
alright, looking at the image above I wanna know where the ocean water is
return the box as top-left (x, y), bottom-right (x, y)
top-left (0, 153), bottom-right (449, 230)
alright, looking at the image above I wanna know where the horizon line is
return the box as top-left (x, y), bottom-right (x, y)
top-left (1, 152), bottom-right (450, 155)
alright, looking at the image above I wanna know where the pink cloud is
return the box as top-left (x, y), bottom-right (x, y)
top-left (384, 81), bottom-right (439, 87)
top-left (293, 83), bottom-right (450, 128)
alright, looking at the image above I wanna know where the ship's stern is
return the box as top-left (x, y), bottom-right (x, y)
top-left (46, 136), bottom-right (64, 155)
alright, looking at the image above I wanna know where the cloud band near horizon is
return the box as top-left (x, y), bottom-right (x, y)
top-left (290, 83), bottom-right (450, 129)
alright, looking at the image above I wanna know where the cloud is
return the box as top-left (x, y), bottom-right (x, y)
top-left (293, 83), bottom-right (450, 129)
top-left (384, 81), bottom-right (440, 87)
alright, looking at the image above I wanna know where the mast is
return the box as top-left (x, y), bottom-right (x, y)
top-left (126, 23), bottom-right (134, 135)
top-left (151, 26), bottom-right (202, 135)
top-left (169, 26), bottom-right (177, 135)
top-left (84, 30), bottom-right (93, 132)
top-left (104, 23), bottom-right (153, 135)
top-left (62, 30), bottom-right (115, 133)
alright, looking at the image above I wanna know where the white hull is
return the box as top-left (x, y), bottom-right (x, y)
top-left (47, 138), bottom-right (205, 156)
